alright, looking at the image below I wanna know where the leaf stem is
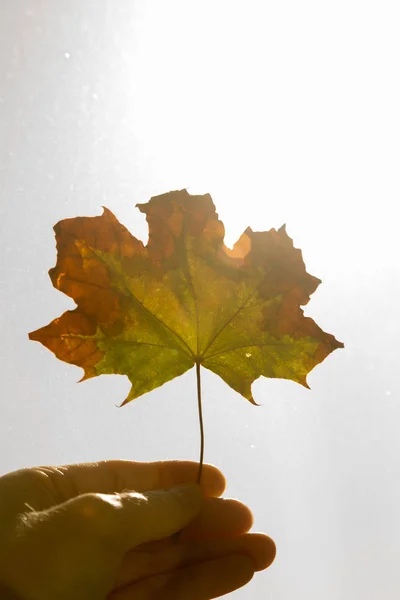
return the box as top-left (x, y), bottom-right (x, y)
top-left (196, 361), bottom-right (204, 484)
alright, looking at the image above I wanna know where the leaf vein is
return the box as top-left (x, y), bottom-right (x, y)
top-left (59, 230), bottom-right (194, 358)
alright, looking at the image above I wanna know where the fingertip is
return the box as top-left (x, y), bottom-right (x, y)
top-left (156, 461), bottom-right (226, 497)
top-left (248, 533), bottom-right (277, 570)
top-left (200, 463), bottom-right (226, 497)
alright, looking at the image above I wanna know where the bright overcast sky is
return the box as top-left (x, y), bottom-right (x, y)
top-left (1, 2), bottom-right (399, 599)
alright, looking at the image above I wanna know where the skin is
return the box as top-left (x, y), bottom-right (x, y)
top-left (0, 460), bottom-right (276, 600)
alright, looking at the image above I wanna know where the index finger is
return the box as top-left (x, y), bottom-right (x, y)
top-left (38, 460), bottom-right (226, 501)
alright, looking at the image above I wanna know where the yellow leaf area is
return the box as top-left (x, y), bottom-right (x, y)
top-left (29, 190), bottom-right (343, 405)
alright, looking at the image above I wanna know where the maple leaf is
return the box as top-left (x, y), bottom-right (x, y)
top-left (29, 189), bottom-right (343, 408)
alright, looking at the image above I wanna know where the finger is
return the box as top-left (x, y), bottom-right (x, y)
top-left (179, 497), bottom-right (253, 541)
top-left (67, 483), bottom-right (203, 551)
top-left (109, 554), bottom-right (255, 600)
top-left (113, 497), bottom-right (254, 556)
top-left (3, 485), bottom-right (204, 598)
top-left (118, 496), bottom-right (254, 556)
top-left (35, 460), bottom-right (225, 503)
top-left (115, 533), bottom-right (276, 588)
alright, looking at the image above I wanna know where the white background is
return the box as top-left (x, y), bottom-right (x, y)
top-left (1, 1), bottom-right (399, 598)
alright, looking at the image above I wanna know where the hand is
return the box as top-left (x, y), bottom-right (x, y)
top-left (0, 460), bottom-right (275, 600)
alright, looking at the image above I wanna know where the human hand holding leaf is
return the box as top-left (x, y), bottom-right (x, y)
top-left (29, 189), bottom-right (343, 479)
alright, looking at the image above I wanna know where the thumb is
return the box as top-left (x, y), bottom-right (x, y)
top-left (0, 485), bottom-right (203, 600)
top-left (115, 483), bottom-right (203, 548)
top-left (63, 483), bottom-right (203, 551)
top-left (15, 483), bottom-right (203, 554)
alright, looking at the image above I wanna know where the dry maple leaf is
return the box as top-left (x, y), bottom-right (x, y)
top-left (30, 189), bottom-right (343, 405)
top-left (29, 189), bottom-right (343, 478)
